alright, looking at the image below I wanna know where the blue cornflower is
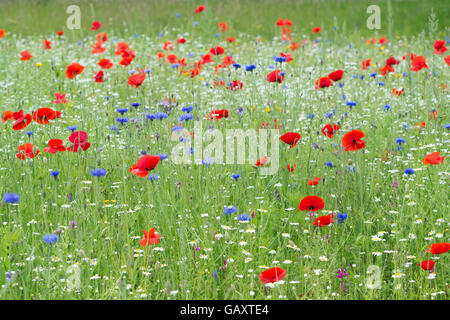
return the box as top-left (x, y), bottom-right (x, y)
top-left (338, 83), bottom-right (344, 88)
top-left (273, 56), bottom-right (287, 63)
top-left (223, 206), bottom-right (237, 215)
top-left (245, 64), bottom-right (256, 72)
top-left (156, 154), bottom-right (168, 160)
top-left (155, 112), bottom-right (168, 120)
top-left (346, 101), bottom-right (357, 107)
top-left (444, 124), bottom-right (450, 130)
top-left (26, 131), bottom-right (33, 137)
top-left (238, 214), bottom-right (251, 221)
top-left (68, 125), bottom-right (77, 132)
top-left (50, 171), bottom-right (60, 179)
top-left (43, 234), bottom-right (58, 244)
top-left (370, 72), bottom-right (378, 78)
top-left (377, 81), bottom-right (384, 86)
top-left (178, 113), bottom-right (193, 122)
top-left (404, 168), bottom-right (414, 175)
top-left (402, 72), bottom-right (408, 77)
top-left (193, 22), bottom-right (199, 27)
top-left (307, 113), bottom-right (315, 119)
top-left (336, 213), bottom-right (348, 224)
top-left (324, 112), bottom-right (334, 118)
top-left (128, 69), bottom-right (137, 75)
top-left (325, 162), bottom-right (334, 168)
top-left (232, 173), bottom-right (240, 180)
top-left (171, 63), bottom-right (181, 68)
top-left (146, 114), bottom-right (156, 120)
top-left (202, 158), bottom-right (214, 167)
top-left (116, 117), bottom-right (128, 124)
top-left (131, 102), bottom-right (141, 108)
top-left (172, 125), bottom-right (184, 131)
top-left (109, 125), bottom-right (118, 131)
top-left (116, 108), bottom-right (128, 115)
top-left (233, 63), bottom-right (241, 69)
top-left (182, 105), bottom-right (194, 113)
top-left (383, 104), bottom-right (391, 111)
top-left (3, 193), bottom-right (19, 204)
top-left (175, 13), bottom-right (180, 18)
top-left (395, 138), bottom-right (406, 145)
top-left (91, 168), bottom-right (107, 177)
top-left (148, 174), bottom-right (159, 181)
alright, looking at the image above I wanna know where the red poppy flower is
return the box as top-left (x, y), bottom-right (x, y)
top-left (66, 62), bottom-right (84, 79)
top-left (206, 109), bottom-right (229, 120)
top-left (42, 40), bottom-right (52, 50)
top-left (139, 228), bottom-right (161, 246)
top-left (32, 107), bottom-right (61, 124)
top-left (259, 267), bottom-right (286, 284)
top-left (433, 40), bottom-right (447, 55)
top-left (312, 27), bottom-right (321, 34)
top-left (416, 122), bottom-right (426, 128)
top-left (378, 37), bottom-right (388, 44)
top-left (315, 76), bottom-right (332, 89)
top-left (12, 110), bottom-right (32, 130)
top-left (308, 177), bottom-right (322, 186)
top-left (3, 110), bottom-right (13, 123)
top-left (362, 58), bottom-right (371, 70)
top-left (445, 56), bottom-right (450, 66)
top-left (20, 50), bottom-right (32, 61)
top-left (43, 139), bottom-right (66, 154)
top-left (129, 155), bottom-right (160, 177)
top-left (96, 32), bottom-right (107, 43)
top-left (91, 21), bottom-right (101, 31)
top-left (201, 54), bottom-right (214, 64)
top-left (279, 52), bottom-right (293, 62)
top-left (392, 88), bottom-right (403, 96)
top-left (255, 156), bottom-right (269, 167)
top-left (53, 93), bottom-right (67, 104)
top-left (379, 64), bottom-right (394, 76)
top-left (410, 56), bottom-right (428, 72)
top-left (16, 143), bottom-right (40, 160)
top-left (312, 214), bottom-right (334, 227)
top-left (194, 5), bottom-right (205, 13)
top-left (225, 80), bottom-right (243, 91)
top-left (119, 49), bottom-right (136, 66)
top-left (94, 70), bottom-right (104, 83)
top-left (280, 132), bottom-right (301, 148)
top-left (97, 58), bottom-right (113, 69)
top-left (115, 41), bottom-right (130, 55)
top-left (218, 22), bottom-right (229, 32)
top-left (328, 70), bottom-right (343, 82)
top-left (426, 242), bottom-right (450, 255)
top-left (210, 46), bottom-right (225, 55)
top-left (226, 36), bottom-right (236, 43)
top-left (67, 131), bottom-right (91, 152)
top-left (385, 57), bottom-right (400, 67)
top-left (417, 260), bottom-right (436, 271)
top-left (298, 196), bottom-right (324, 212)
top-left (287, 164), bottom-right (296, 172)
top-left (267, 70), bottom-right (284, 83)
top-left (342, 130), bottom-right (365, 151)
top-left (321, 124), bottom-right (340, 138)
top-left (91, 40), bottom-right (106, 54)
top-left (57, 30), bottom-right (64, 36)
top-left (128, 70), bottom-right (146, 88)
top-left (0, 29), bottom-right (6, 38)
top-left (422, 151), bottom-right (444, 165)
top-left (176, 38), bottom-right (186, 44)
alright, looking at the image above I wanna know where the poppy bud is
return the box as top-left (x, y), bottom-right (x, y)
top-left (347, 159), bottom-right (353, 165)
top-left (224, 231), bottom-right (230, 241)
top-left (77, 249), bottom-right (85, 257)
top-left (154, 261), bottom-right (161, 272)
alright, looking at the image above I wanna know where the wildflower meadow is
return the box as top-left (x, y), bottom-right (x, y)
top-left (0, 0), bottom-right (449, 303)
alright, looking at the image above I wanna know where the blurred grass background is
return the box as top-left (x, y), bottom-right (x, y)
top-left (0, 0), bottom-right (448, 40)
